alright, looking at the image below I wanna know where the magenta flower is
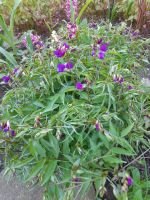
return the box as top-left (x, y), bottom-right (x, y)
top-left (100, 43), bottom-right (108, 52)
top-left (97, 38), bottom-right (103, 45)
top-left (2, 75), bottom-right (10, 84)
top-left (54, 49), bottom-right (66, 58)
top-left (98, 52), bottom-right (105, 59)
top-left (57, 61), bottom-right (74, 72)
top-left (66, 0), bottom-right (78, 21)
top-left (127, 176), bottom-right (133, 186)
top-left (65, 62), bottom-right (73, 69)
top-left (54, 43), bottom-right (70, 58)
top-left (57, 64), bottom-right (66, 72)
top-left (63, 42), bottom-right (70, 50)
top-left (76, 82), bottom-right (83, 90)
top-left (67, 23), bottom-right (78, 39)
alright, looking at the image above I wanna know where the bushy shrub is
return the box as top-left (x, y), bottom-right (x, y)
top-left (0, 20), bottom-right (150, 200)
top-left (0, 0), bottom-right (64, 32)
top-left (1, 0), bottom-right (149, 33)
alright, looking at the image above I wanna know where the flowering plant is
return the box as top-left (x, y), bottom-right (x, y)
top-left (0, 21), bottom-right (150, 200)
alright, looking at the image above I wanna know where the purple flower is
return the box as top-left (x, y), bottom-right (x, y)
top-left (76, 82), bottom-right (83, 90)
top-left (91, 45), bottom-right (97, 56)
top-left (10, 130), bottom-right (16, 137)
top-left (63, 43), bottom-right (70, 50)
top-left (113, 75), bottom-right (124, 84)
top-left (127, 176), bottom-right (133, 186)
top-left (57, 64), bottom-right (66, 72)
top-left (73, 177), bottom-right (80, 183)
top-left (65, 62), bottom-right (73, 69)
top-left (97, 38), bottom-right (102, 45)
top-left (54, 43), bottom-right (70, 58)
top-left (54, 49), bottom-right (66, 58)
top-left (3, 127), bottom-right (9, 132)
top-left (35, 41), bottom-right (44, 49)
top-left (113, 74), bottom-right (119, 83)
top-left (127, 85), bottom-right (133, 90)
top-left (95, 121), bottom-right (101, 131)
top-left (3, 121), bottom-right (10, 132)
top-left (89, 22), bottom-right (97, 29)
top-left (98, 52), bottom-right (105, 59)
top-left (100, 43), bottom-right (108, 52)
top-left (132, 31), bottom-right (138, 37)
top-left (13, 68), bottom-right (19, 74)
top-left (118, 77), bottom-right (124, 84)
top-left (22, 33), bottom-right (43, 49)
top-left (72, 177), bottom-right (81, 187)
top-left (91, 50), bottom-right (96, 56)
top-left (2, 75), bottom-right (10, 84)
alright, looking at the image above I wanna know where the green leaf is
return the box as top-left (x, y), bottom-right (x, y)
top-left (0, 59), bottom-right (7, 64)
top-left (9, 0), bottom-right (22, 36)
top-left (0, 15), bottom-right (9, 36)
top-left (12, 157), bottom-right (34, 168)
top-left (132, 168), bottom-right (140, 182)
top-left (26, 33), bottom-right (33, 52)
top-left (63, 137), bottom-right (71, 154)
top-left (109, 121), bottom-right (119, 136)
top-left (0, 34), bottom-right (12, 47)
top-left (76, 0), bottom-right (94, 24)
top-left (121, 123), bottom-right (134, 137)
top-left (33, 141), bottom-right (46, 157)
top-left (99, 132), bottom-right (110, 149)
top-left (116, 137), bottom-right (135, 153)
top-left (48, 134), bottom-right (60, 158)
top-left (29, 140), bottom-right (38, 158)
top-left (25, 159), bottom-right (46, 182)
top-left (72, 158), bottom-right (80, 169)
top-left (41, 160), bottom-right (57, 185)
top-left (133, 190), bottom-right (143, 200)
top-left (41, 95), bottom-right (59, 114)
top-left (0, 47), bottom-right (17, 66)
top-left (103, 155), bottom-right (125, 164)
top-left (111, 147), bottom-right (135, 156)
top-left (35, 129), bottom-right (52, 139)
top-left (70, 0), bottom-right (75, 23)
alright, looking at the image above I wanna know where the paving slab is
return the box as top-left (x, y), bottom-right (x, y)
top-left (0, 172), bottom-right (95, 200)
top-left (0, 173), bottom-right (43, 200)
